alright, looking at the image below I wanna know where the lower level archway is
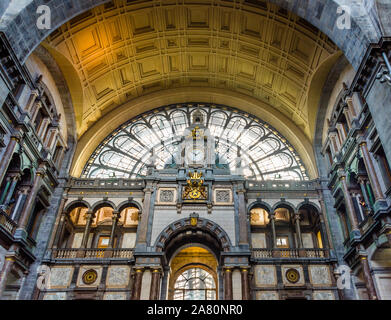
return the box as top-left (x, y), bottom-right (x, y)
top-left (168, 246), bottom-right (218, 300)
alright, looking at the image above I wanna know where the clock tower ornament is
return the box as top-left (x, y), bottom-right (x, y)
top-left (181, 106), bottom-right (215, 168)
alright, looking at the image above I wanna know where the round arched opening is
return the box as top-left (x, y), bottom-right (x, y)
top-left (168, 246), bottom-right (218, 300)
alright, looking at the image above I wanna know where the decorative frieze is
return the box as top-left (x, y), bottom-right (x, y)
top-left (281, 265), bottom-right (305, 287)
top-left (47, 266), bottom-right (74, 289)
top-left (106, 266), bottom-right (131, 288)
top-left (214, 188), bottom-right (232, 204)
top-left (157, 188), bottom-right (177, 204)
top-left (308, 265), bottom-right (332, 286)
top-left (76, 266), bottom-right (103, 288)
top-left (254, 265), bottom-right (277, 287)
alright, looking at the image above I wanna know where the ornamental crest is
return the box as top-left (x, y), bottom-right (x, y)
top-left (182, 171), bottom-right (208, 201)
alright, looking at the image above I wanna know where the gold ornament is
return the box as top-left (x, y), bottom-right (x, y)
top-left (82, 269), bottom-right (98, 285)
top-left (286, 268), bottom-right (300, 283)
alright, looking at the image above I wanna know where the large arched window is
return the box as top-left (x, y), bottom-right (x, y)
top-left (173, 268), bottom-right (216, 300)
top-left (82, 104), bottom-right (308, 180)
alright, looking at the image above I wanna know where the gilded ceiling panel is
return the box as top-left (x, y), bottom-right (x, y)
top-left (44, 0), bottom-right (338, 139)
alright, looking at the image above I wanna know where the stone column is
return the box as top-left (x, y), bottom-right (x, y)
top-left (346, 96), bottom-right (358, 119)
top-left (37, 118), bottom-right (50, 141)
top-left (16, 168), bottom-right (45, 238)
top-left (108, 211), bottom-right (120, 248)
top-left (329, 132), bottom-right (341, 154)
top-left (237, 186), bottom-right (249, 246)
top-left (342, 106), bottom-right (352, 130)
top-left (25, 90), bottom-right (39, 113)
top-left (48, 194), bottom-right (69, 249)
top-left (132, 268), bottom-right (144, 300)
top-left (358, 139), bottom-right (385, 202)
top-left (240, 267), bottom-right (250, 300)
top-left (149, 269), bottom-right (161, 300)
top-left (137, 185), bottom-right (153, 245)
top-left (2, 174), bottom-right (20, 207)
top-left (359, 254), bottom-right (378, 300)
top-left (30, 101), bottom-right (42, 123)
top-left (81, 210), bottom-right (95, 248)
top-left (0, 133), bottom-right (21, 184)
top-left (294, 213), bottom-right (303, 248)
top-left (318, 215), bottom-right (330, 250)
top-left (338, 171), bottom-right (359, 232)
top-left (0, 255), bottom-right (15, 297)
top-left (52, 213), bottom-right (67, 249)
top-left (317, 197), bottom-right (333, 250)
top-left (268, 212), bottom-right (277, 248)
top-left (223, 267), bottom-right (233, 300)
top-left (357, 176), bottom-right (372, 212)
top-left (0, 178), bottom-right (11, 205)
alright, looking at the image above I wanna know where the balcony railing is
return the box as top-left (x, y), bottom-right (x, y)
top-left (52, 248), bottom-right (134, 260)
top-left (252, 248), bottom-right (329, 259)
top-left (0, 210), bottom-right (17, 235)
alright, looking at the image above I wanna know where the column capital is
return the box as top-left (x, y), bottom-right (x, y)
top-left (338, 171), bottom-right (347, 181)
top-left (223, 266), bottom-right (233, 272)
top-left (293, 213), bottom-right (301, 221)
top-left (36, 168), bottom-right (46, 177)
top-left (10, 132), bottom-right (22, 142)
top-left (268, 212), bottom-right (276, 219)
top-left (151, 268), bottom-right (163, 274)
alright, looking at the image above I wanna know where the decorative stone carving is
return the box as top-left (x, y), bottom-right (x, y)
top-left (160, 189), bottom-right (174, 203)
top-left (158, 188), bottom-right (176, 204)
top-left (254, 265), bottom-right (277, 287)
top-left (309, 265), bottom-right (332, 286)
top-left (77, 266), bottom-right (103, 288)
top-left (281, 265), bottom-right (305, 286)
top-left (82, 269), bottom-right (98, 285)
top-left (256, 291), bottom-right (279, 300)
top-left (216, 190), bottom-right (230, 203)
top-left (313, 291), bottom-right (335, 300)
top-left (48, 267), bottom-right (74, 289)
top-left (106, 266), bottom-right (131, 288)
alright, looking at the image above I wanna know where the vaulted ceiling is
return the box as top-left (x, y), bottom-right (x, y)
top-left (43, 0), bottom-right (339, 141)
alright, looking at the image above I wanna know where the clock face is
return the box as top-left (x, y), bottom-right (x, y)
top-left (188, 148), bottom-right (204, 163)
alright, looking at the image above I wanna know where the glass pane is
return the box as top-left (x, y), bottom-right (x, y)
top-left (83, 105), bottom-right (308, 180)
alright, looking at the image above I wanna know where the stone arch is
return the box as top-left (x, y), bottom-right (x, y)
top-left (91, 200), bottom-right (116, 213)
top-left (271, 200), bottom-right (297, 213)
top-left (116, 200), bottom-right (142, 213)
top-left (248, 200), bottom-right (272, 214)
top-left (0, 0), bottom-right (382, 70)
top-left (31, 45), bottom-right (77, 140)
top-left (296, 201), bottom-right (322, 214)
top-left (64, 199), bottom-right (90, 214)
top-left (154, 217), bottom-right (232, 260)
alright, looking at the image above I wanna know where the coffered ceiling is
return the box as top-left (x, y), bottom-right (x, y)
top-left (43, 0), bottom-right (339, 140)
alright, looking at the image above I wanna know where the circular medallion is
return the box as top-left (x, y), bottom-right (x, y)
top-left (285, 268), bottom-right (300, 283)
top-left (82, 269), bottom-right (98, 285)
